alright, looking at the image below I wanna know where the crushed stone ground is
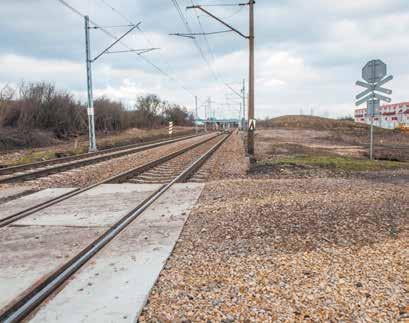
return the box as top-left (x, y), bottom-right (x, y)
top-left (140, 130), bottom-right (409, 322)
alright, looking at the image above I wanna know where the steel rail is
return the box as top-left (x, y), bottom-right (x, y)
top-left (0, 131), bottom-right (198, 177)
top-left (0, 133), bottom-right (221, 228)
top-left (0, 132), bottom-right (230, 323)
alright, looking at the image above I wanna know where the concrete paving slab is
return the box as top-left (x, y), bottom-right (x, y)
top-left (30, 183), bottom-right (204, 323)
top-left (15, 184), bottom-right (162, 227)
top-left (0, 186), bottom-right (37, 204)
top-left (0, 184), bottom-right (160, 314)
top-left (0, 225), bottom-right (102, 311)
top-left (0, 188), bottom-right (75, 221)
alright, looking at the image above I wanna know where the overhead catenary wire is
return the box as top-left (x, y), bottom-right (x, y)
top-left (96, 0), bottom-right (180, 86)
top-left (90, 0), bottom-right (243, 108)
top-left (170, 0), bottom-right (238, 99)
top-left (188, 0), bottom-right (244, 99)
top-left (218, 5), bottom-right (244, 19)
top-left (170, 0), bottom-right (213, 74)
top-left (97, 0), bottom-right (154, 46)
top-left (98, 0), bottom-right (134, 25)
top-left (56, 0), bottom-right (196, 97)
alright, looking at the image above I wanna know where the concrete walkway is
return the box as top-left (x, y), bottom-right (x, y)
top-left (0, 183), bottom-right (203, 322)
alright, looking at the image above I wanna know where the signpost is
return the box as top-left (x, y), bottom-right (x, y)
top-left (169, 121), bottom-right (173, 137)
top-left (355, 59), bottom-right (393, 160)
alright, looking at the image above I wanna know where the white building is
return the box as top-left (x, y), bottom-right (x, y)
top-left (355, 101), bottom-right (409, 129)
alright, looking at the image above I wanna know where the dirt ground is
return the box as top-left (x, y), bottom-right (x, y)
top-left (140, 121), bottom-right (409, 322)
top-left (258, 116), bottom-right (409, 162)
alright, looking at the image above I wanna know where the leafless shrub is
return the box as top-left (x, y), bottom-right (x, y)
top-left (94, 97), bottom-right (129, 133)
top-left (131, 94), bottom-right (194, 128)
top-left (0, 83), bottom-right (194, 147)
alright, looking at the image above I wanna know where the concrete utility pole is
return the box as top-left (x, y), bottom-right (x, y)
top-left (242, 78), bottom-right (246, 130)
top-left (247, 0), bottom-right (255, 155)
top-left (84, 16), bottom-right (97, 152)
top-left (186, 1), bottom-right (256, 155)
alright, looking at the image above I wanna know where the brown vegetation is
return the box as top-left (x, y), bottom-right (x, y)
top-left (0, 82), bottom-right (194, 150)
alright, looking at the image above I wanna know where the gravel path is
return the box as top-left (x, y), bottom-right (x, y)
top-left (140, 131), bottom-right (409, 322)
top-left (192, 130), bottom-right (248, 182)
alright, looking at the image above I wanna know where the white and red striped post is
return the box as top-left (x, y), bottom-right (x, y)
top-left (168, 121), bottom-right (173, 137)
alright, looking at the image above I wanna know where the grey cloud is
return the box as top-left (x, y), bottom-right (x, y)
top-left (1, 0), bottom-right (409, 118)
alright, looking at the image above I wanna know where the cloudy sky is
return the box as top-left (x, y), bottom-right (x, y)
top-left (1, 0), bottom-right (409, 119)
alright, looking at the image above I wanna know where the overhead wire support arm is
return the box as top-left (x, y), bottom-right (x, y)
top-left (90, 24), bottom-right (137, 29)
top-left (169, 30), bottom-right (233, 39)
top-left (186, 5), bottom-right (249, 39)
top-left (105, 48), bottom-right (160, 55)
top-left (91, 22), bottom-right (142, 62)
top-left (169, 33), bottom-right (195, 39)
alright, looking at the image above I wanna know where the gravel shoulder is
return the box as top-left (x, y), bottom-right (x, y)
top-left (140, 129), bottom-right (409, 322)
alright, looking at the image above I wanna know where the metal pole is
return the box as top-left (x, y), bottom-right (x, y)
top-left (195, 96), bottom-right (198, 134)
top-left (239, 102), bottom-right (242, 130)
top-left (85, 16), bottom-right (97, 152)
top-left (209, 97), bottom-right (212, 131)
top-left (370, 117), bottom-right (374, 160)
top-left (247, 1), bottom-right (255, 155)
top-left (242, 78), bottom-right (246, 130)
top-left (205, 97), bottom-right (208, 133)
top-left (369, 98), bottom-right (374, 160)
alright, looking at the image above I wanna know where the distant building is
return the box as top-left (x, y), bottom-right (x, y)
top-left (354, 101), bottom-right (409, 129)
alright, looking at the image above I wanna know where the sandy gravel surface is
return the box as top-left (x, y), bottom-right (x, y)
top-left (16, 134), bottom-right (216, 189)
top-left (140, 129), bottom-right (408, 322)
top-left (140, 177), bottom-right (408, 322)
top-left (192, 131), bottom-right (248, 182)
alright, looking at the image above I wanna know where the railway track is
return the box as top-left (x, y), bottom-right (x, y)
top-left (0, 132), bottom-right (222, 228)
top-left (0, 131), bottom-right (230, 322)
top-left (0, 132), bottom-right (200, 184)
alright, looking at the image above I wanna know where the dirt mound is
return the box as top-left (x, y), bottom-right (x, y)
top-left (265, 115), bottom-right (370, 131)
top-left (260, 116), bottom-right (401, 137)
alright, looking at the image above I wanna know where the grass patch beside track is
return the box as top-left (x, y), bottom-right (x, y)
top-left (7, 148), bottom-right (86, 167)
top-left (262, 155), bottom-right (409, 172)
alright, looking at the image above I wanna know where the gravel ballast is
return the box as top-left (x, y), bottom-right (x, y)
top-left (14, 134), bottom-right (216, 189)
top-left (140, 130), bottom-right (409, 322)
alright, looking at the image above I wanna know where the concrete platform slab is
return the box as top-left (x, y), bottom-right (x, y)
top-left (0, 188), bottom-right (75, 221)
top-left (0, 184), bottom-right (162, 313)
top-left (15, 184), bottom-right (162, 227)
top-left (0, 225), bottom-right (102, 311)
top-left (0, 186), bottom-right (37, 204)
top-left (29, 183), bottom-right (204, 323)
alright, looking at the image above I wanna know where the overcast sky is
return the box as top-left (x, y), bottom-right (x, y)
top-left (1, 0), bottom-right (409, 119)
